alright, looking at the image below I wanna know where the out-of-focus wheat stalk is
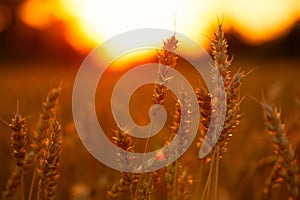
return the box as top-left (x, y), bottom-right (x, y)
top-left (8, 103), bottom-right (28, 168)
top-left (1, 103), bottom-right (28, 200)
top-left (38, 119), bottom-right (63, 200)
top-left (165, 91), bottom-right (193, 200)
top-left (167, 162), bottom-right (192, 200)
top-left (109, 33), bottom-right (179, 199)
top-left (296, 96), bottom-right (300, 121)
top-left (261, 98), bottom-right (300, 199)
top-left (133, 174), bottom-right (152, 200)
top-left (107, 128), bottom-right (138, 200)
top-left (1, 166), bottom-right (23, 200)
top-left (31, 85), bottom-right (62, 200)
top-left (32, 86), bottom-right (62, 160)
top-left (135, 34), bottom-right (180, 200)
top-left (165, 101), bottom-right (181, 200)
top-left (1, 86), bottom-right (62, 200)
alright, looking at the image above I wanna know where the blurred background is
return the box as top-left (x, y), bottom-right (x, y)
top-left (0, 0), bottom-right (300, 199)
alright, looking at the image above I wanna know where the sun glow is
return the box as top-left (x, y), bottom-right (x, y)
top-left (17, 0), bottom-right (300, 53)
top-left (18, 0), bottom-right (54, 30)
top-left (59, 0), bottom-right (216, 53)
top-left (225, 0), bottom-right (299, 44)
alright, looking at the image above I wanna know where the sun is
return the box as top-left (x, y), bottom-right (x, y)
top-left (18, 0), bottom-right (300, 54)
top-left (59, 0), bottom-right (215, 53)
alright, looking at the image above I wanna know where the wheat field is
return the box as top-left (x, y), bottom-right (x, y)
top-left (0, 25), bottom-right (300, 200)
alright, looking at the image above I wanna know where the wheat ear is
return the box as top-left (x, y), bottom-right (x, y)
top-left (8, 103), bottom-right (28, 167)
top-left (107, 128), bottom-right (137, 200)
top-left (133, 34), bottom-right (179, 199)
top-left (261, 98), bottom-right (299, 199)
top-left (32, 86), bottom-right (62, 160)
top-left (211, 24), bottom-right (245, 156)
top-left (1, 103), bottom-right (28, 200)
top-left (165, 92), bottom-right (193, 200)
top-left (196, 87), bottom-right (211, 151)
top-left (30, 85), bottom-right (62, 200)
top-left (152, 34), bottom-right (178, 105)
top-left (165, 102), bottom-right (180, 200)
top-left (133, 174), bottom-right (152, 200)
top-left (197, 24), bottom-right (243, 159)
top-left (38, 119), bottom-right (63, 200)
top-left (197, 23), bottom-right (245, 200)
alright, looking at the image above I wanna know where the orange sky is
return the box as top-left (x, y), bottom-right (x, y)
top-left (14, 0), bottom-right (300, 53)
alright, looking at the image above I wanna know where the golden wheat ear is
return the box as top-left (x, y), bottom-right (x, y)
top-left (260, 96), bottom-right (300, 199)
top-left (30, 85), bottom-right (62, 200)
top-left (32, 85), bottom-right (62, 160)
top-left (107, 127), bottom-right (137, 200)
top-left (153, 34), bottom-right (178, 105)
top-left (1, 102), bottom-right (29, 200)
top-left (8, 101), bottom-right (28, 167)
top-left (39, 119), bottom-right (63, 200)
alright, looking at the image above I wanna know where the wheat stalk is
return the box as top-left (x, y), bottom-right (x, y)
top-left (1, 103), bottom-right (28, 200)
top-left (109, 33), bottom-right (179, 198)
top-left (107, 128), bottom-right (138, 200)
top-left (261, 98), bottom-right (300, 199)
top-left (152, 34), bottom-right (178, 105)
top-left (164, 92), bottom-right (193, 200)
top-left (8, 103), bottom-right (28, 168)
top-left (1, 166), bottom-right (23, 200)
top-left (31, 85), bottom-right (62, 200)
top-left (196, 23), bottom-right (245, 200)
top-left (38, 119), bottom-right (63, 200)
top-left (32, 86), bottom-right (62, 160)
top-left (217, 69), bottom-right (244, 155)
top-left (176, 164), bottom-right (192, 200)
top-left (131, 34), bottom-right (179, 199)
top-left (133, 174), bottom-right (152, 200)
top-left (196, 86), bottom-right (212, 158)
top-left (210, 24), bottom-right (245, 156)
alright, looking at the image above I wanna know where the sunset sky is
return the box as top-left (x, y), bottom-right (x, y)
top-left (1, 0), bottom-right (300, 54)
